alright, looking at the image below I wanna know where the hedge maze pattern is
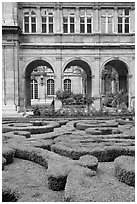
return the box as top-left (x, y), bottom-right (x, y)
top-left (2, 117), bottom-right (135, 202)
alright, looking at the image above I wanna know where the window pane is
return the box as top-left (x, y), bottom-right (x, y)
top-left (70, 24), bottom-right (75, 33)
top-left (31, 10), bottom-right (36, 15)
top-left (24, 16), bottom-right (29, 23)
top-left (25, 24), bottom-right (29, 33)
top-left (70, 17), bottom-right (74, 23)
top-left (34, 83), bottom-right (38, 99)
top-left (80, 24), bottom-right (85, 33)
top-left (63, 24), bottom-right (68, 33)
top-left (108, 24), bottom-right (112, 33)
top-left (118, 17), bottom-right (122, 23)
top-left (87, 17), bottom-right (91, 23)
top-left (125, 9), bottom-right (129, 15)
top-left (108, 17), bottom-right (112, 23)
top-left (63, 17), bottom-right (68, 23)
top-left (42, 16), bottom-right (46, 23)
top-left (49, 17), bottom-right (53, 22)
top-left (31, 17), bottom-right (36, 23)
top-left (42, 24), bottom-right (46, 33)
top-left (64, 79), bottom-right (71, 92)
top-left (31, 24), bottom-right (36, 33)
top-left (125, 24), bottom-right (129, 33)
top-left (49, 24), bottom-right (53, 33)
top-left (118, 24), bottom-right (122, 33)
top-left (31, 83), bottom-right (33, 99)
top-left (80, 17), bottom-right (85, 23)
top-left (87, 24), bottom-right (91, 33)
top-left (125, 17), bottom-right (129, 23)
top-left (24, 11), bottom-right (29, 15)
top-left (118, 10), bottom-right (123, 15)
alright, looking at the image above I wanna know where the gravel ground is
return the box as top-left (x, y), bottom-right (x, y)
top-left (2, 158), bottom-right (65, 202)
top-left (2, 158), bottom-right (134, 202)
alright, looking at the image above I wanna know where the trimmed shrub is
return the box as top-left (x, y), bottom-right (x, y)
top-left (14, 131), bottom-right (31, 138)
top-left (114, 156), bottom-right (135, 186)
top-left (28, 139), bottom-right (53, 151)
top-left (2, 121), bottom-right (58, 134)
top-left (13, 145), bottom-right (48, 168)
top-left (51, 143), bottom-right (135, 162)
top-left (47, 160), bottom-right (72, 191)
top-left (2, 146), bottom-right (15, 164)
top-left (76, 155), bottom-right (98, 171)
top-left (2, 185), bottom-right (19, 202)
top-left (2, 157), bottom-right (6, 170)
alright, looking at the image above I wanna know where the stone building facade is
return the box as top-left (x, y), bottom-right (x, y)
top-left (2, 2), bottom-right (135, 112)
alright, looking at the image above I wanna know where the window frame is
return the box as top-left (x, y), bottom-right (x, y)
top-left (47, 79), bottom-right (54, 95)
top-left (23, 9), bottom-right (37, 33)
top-left (41, 10), bottom-right (54, 34)
top-left (80, 10), bottom-right (93, 34)
top-left (100, 10), bottom-right (113, 34)
top-left (64, 78), bottom-right (71, 92)
top-left (31, 79), bottom-right (39, 99)
top-left (63, 13), bottom-right (76, 34)
top-left (118, 9), bottom-right (130, 34)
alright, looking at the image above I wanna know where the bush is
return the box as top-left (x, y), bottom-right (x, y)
top-left (2, 146), bottom-right (15, 164)
top-left (114, 156), bottom-right (135, 186)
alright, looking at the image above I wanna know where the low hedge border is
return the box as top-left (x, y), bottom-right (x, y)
top-left (76, 120), bottom-right (118, 131)
top-left (76, 155), bottom-right (98, 171)
top-left (47, 160), bottom-right (73, 191)
top-left (2, 157), bottom-right (6, 170)
top-left (2, 146), bottom-right (15, 164)
top-left (2, 185), bottom-right (20, 202)
top-left (51, 143), bottom-right (135, 161)
top-left (2, 121), bottom-right (59, 134)
top-left (114, 156), bottom-right (135, 187)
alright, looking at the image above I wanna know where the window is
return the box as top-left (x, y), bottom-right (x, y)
top-left (31, 79), bottom-right (38, 99)
top-left (63, 10), bottom-right (75, 33)
top-left (41, 10), bottom-right (54, 33)
top-left (118, 9), bottom-right (130, 33)
top-left (101, 9), bottom-right (113, 33)
top-left (23, 10), bottom-right (36, 33)
top-left (64, 79), bottom-right (71, 92)
top-left (47, 79), bottom-right (54, 95)
top-left (80, 9), bottom-right (92, 33)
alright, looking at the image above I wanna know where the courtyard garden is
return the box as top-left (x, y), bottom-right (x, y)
top-left (2, 108), bottom-right (135, 202)
top-left (2, 90), bottom-right (135, 202)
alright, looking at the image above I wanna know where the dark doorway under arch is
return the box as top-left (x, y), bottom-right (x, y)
top-left (63, 59), bottom-right (92, 97)
top-left (101, 60), bottom-right (129, 106)
top-left (25, 59), bottom-right (54, 108)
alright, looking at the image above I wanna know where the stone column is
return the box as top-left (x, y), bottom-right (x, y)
top-left (92, 57), bottom-right (101, 110)
top-left (54, 3), bottom-right (62, 33)
top-left (75, 7), bottom-right (80, 33)
top-left (55, 56), bottom-right (62, 94)
top-left (114, 7), bottom-right (118, 33)
top-left (93, 5), bottom-right (100, 33)
top-left (130, 6), bottom-right (135, 33)
top-left (36, 6), bottom-right (41, 33)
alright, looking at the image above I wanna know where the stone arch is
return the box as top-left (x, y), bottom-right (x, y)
top-left (100, 57), bottom-right (129, 107)
top-left (63, 58), bottom-right (92, 97)
top-left (24, 58), bottom-right (55, 108)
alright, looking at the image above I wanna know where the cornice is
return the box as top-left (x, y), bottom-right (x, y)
top-left (2, 26), bottom-right (22, 35)
top-left (20, 43), bottom-right (135, 49)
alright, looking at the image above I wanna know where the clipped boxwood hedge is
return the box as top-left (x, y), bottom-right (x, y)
top-left (51, 143), bottom-right (135, 161)
top-left (114, 156), bottom-right (135, 187)
top-left (2, 146), bottom-right (15, 164)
